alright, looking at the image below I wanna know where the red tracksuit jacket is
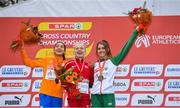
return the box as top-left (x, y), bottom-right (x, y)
top-left (64, 59), bottom-right (94, 99)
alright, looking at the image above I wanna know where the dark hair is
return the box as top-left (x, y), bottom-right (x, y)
top-left (54, 42), bottom-right (66, 60)
top-left (96, 40), bottom-right (112, 59)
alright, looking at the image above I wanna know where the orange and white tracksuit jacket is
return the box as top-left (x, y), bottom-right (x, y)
top-left (21, 49), bottom-right (66, 98)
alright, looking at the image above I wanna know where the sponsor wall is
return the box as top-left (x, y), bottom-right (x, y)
top-left (0, 17), bottom-right (180, 107)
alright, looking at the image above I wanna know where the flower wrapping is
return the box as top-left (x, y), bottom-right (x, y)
top-left (128, 1), bottom-right (152, 33)
top-left (10, 20), bottom-right (42, 52)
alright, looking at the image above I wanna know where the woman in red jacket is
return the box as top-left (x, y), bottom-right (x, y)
top-left (64, 42), bottom-right (93, 107)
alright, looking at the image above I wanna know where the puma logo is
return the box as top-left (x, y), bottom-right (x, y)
top-left (147, 95), bottom-right (156, 102)
top-left (14, 96), bottom-right (23, 103)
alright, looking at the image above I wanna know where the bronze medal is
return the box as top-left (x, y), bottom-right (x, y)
top-left (98, 75), bottom-right (104, 81)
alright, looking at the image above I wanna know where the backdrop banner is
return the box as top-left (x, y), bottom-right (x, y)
top-left (0, 16), bottom-right (180, 107)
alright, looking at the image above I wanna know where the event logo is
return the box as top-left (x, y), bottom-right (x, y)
top-left (135, 34), bottom-right (180, 48)
top-left (35, 22), bottom-right (94, 59)
top-left (32, 80), bottom-right (42, 92)
top-left (32, 67), bottom-right (43, 78)
top-left (165, 79), bottom-right (180, 91)
top-left (165, 64), bottom-right (180, 77)
top-left (131, 79), bottom-right (163, 91)
top-left (152, 35), bottom-right (180, 45)
top-left (131, 64), bottom-right (163, 77)
top-left (1, 94), bottom-right (31, 106)
top-left (135, 34), bottom-right (150, 48)
top-left (115, 94), bottom-right (130, 106)
top-left (0, 65), bottom-right (31, 78)
top-left (115, 64), bottom-right (130, 77)
top-left (131, 94), bottom-right (164, 106)
top-left (35, 42), bottom-right (94, 58)
top-left (165, 94), bottom-right (180, 106)
top-left (0, 80), bottom-right (31, 92)
top-left (113, 79), bottom-right (130, 92)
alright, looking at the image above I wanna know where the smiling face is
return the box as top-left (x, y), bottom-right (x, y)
top-left (96, 40), bottom-right (112, 60)
top-left (74, 42), bottom-right (86, 59)
top-left (97, 43), bottom-right (107, 60)
top-left (54, 42), bottom-right (66, 56)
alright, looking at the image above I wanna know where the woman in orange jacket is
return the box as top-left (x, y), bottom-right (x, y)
top-left (20, 42), bottom-right (66, 108)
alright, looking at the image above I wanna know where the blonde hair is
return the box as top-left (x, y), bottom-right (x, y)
top-left (73, 41), bottom-right (86, 49)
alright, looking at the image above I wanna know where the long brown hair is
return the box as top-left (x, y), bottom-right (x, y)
top-left (54, 42), bottom-right (66, 60)
top-left (96, 40), bottom-right (112, 59)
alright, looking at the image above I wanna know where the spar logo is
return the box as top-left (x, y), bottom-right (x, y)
top-left (131, 64), bottom-right (163, 77)
top-left (169, 96), bottom-right (180, 101)
top-left (115, 64), bottom-right (130, 77)
top-left (0, 80), bottom-right (31, 92)
top-left (0, 65), bottom-right (31, 78)
top-left (113, 79), bottom-right (130, 91)
top-left (165, 79), bottom-right (180, 91)
top-left (135, 34), bottom-right (150, 48)
top-left (165, 64), bottom-right (180, 77)
top-left (131, 79), bottom-right (163, 91)
top-left (2, 82), bottom-right (23, 87)
top-left (1, 94), bottom-right (31, 106)
top-left (131, 94), bottom-right (164, 106)
top-left (49, 23), bottom-right (82, 29)
top-left (39, 22), bottom-right (92, 31)
top-left (165, 94), bottom-right (180, 106)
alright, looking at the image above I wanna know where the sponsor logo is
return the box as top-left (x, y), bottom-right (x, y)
top-left (135, 34), bottom-right (150, 48)
top-left (0, 80), bottom-right (31, 92)
top-left (138, 95), bottom-right (156, 104)
top-left (5, 96), bottom-right (23, 105)
top-left (131, 79), bottom-right (163, 91)
top-left (113, 79), bottom-right (129, 91)
top-left (38, 22), bottom-right (92, 31)
top-left (131, 94), bottom-right (163, 106)
top-left (169, 96), bottom-right (180, 101)
top-left (32, 80), bottom-right (42, 92)
top-left (165, 94), bottom-right (180, 106)
top-left (115, 94), bottom-right (130, 106)
top-left (131, 64), bottom-right (163, 77)
top-left (49, 23), bottom-right (82, 29)
top-left (2, 82), bottom-right (23, 87)
top-left (32, 67), bottom-right (43, 78)
top-left (1, 94), bottom-right (31, 106)
top-left (31, 94), bottom-right (39, 106)
top-left (165, 79), bottom-right (180, 91)
top-left (0, 65), bottom-right (31, 78)
top-left (165, 64), bottom-right (180, 77)
top-left (115, 64), bottom-right (130, 77)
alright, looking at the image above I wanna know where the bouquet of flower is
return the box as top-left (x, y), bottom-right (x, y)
top-left (58, 68), bottom-right (78, 84)
top-left (57, 67), bottom-right (81, 98)
top-left (10, 19), bottom-right (42, 52)
top-left (128, 1), bottom-right (152, 33)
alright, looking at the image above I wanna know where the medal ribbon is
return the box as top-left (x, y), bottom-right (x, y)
top-left (74, 59), bottom-right (85, 75)
top-left (98, 60), bottom-right (106, 94)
